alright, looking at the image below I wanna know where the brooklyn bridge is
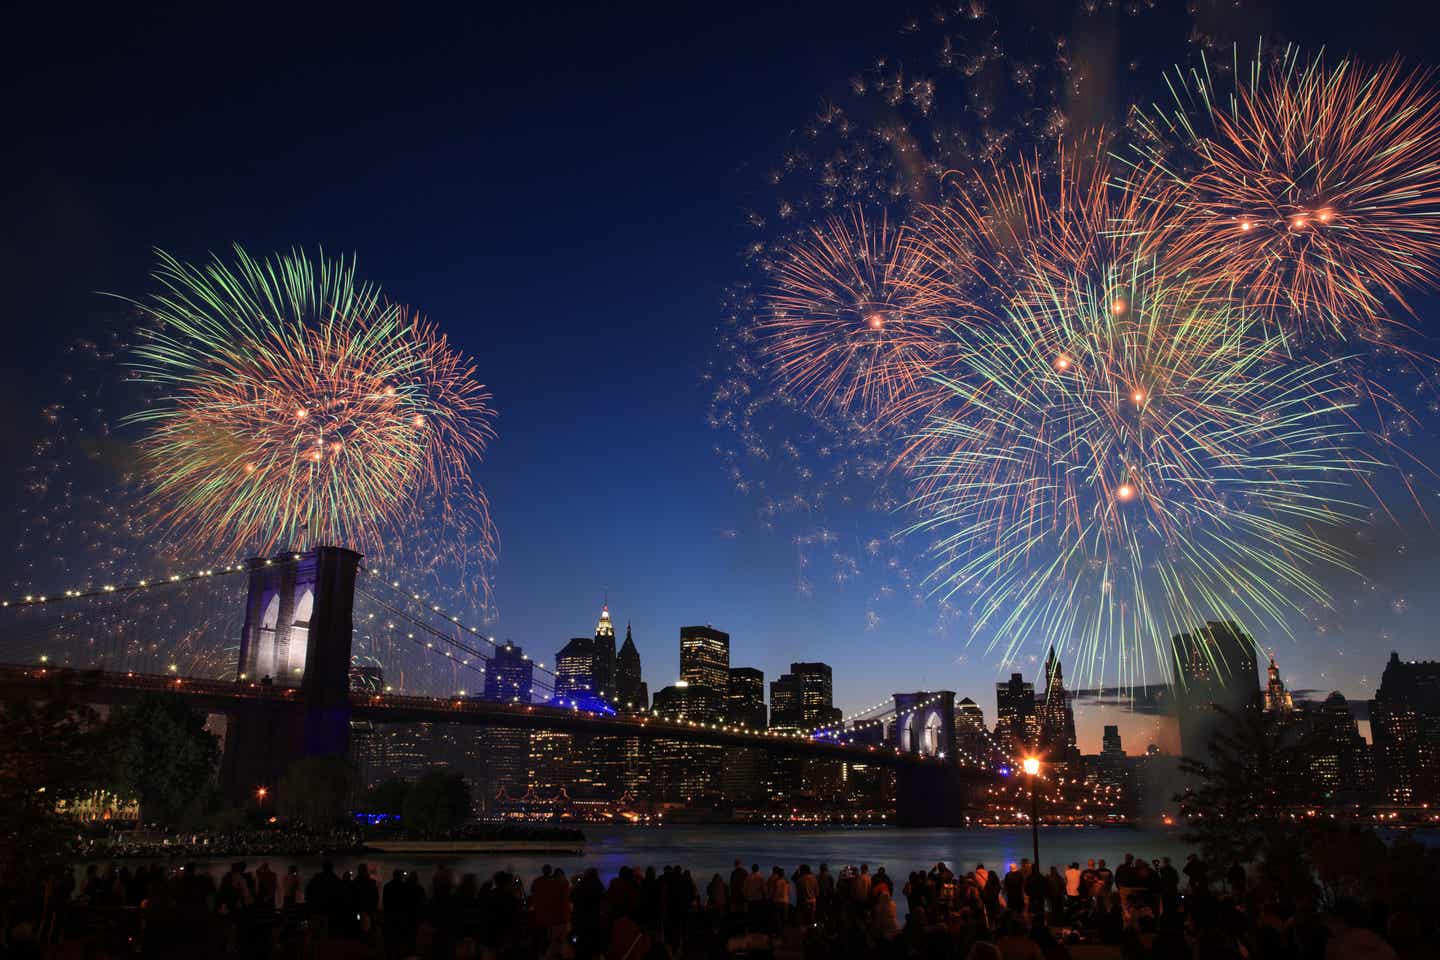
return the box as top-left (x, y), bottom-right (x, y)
top-left (0, 546), bottom-right (1013, 827)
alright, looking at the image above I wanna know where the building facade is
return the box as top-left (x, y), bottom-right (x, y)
top-left (679, 626), bottom-right (730, 723)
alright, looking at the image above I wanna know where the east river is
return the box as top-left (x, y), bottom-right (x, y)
top-left (159, 825), bottom-right (1194, 883)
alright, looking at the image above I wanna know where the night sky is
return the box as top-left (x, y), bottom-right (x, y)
top-left (5, 1), bottom-right (1440, 753)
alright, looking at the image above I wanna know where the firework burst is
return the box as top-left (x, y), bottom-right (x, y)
top-left (1129, 47), bottom-right (1440, 338)
top-left (124, 247), bottom-right (497, 597)
top-left (906, 255), bottom-right (1371, 685)
top-left (756, 208), bottom-right (952, 424)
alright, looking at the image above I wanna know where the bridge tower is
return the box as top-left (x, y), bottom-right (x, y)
top-left (891, 690), bottom-right (972, 827)
top-left (220, 546), bottom-right (362, 804)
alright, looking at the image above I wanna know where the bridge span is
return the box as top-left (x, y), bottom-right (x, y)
top-left (1, 546), bottom-right (998, 826)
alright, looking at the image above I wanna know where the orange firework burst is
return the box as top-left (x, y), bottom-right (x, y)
top-left (912, 135), bottom-right (1160, 323)
top-left (125, 248), bottom-right (498, 597)
top-left (757, 208), bottom-right (950, 423)
top-left (1130, 48), bottom-right (1440, 337)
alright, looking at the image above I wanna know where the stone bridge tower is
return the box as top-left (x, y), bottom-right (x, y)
top-left (221, 546), bottom-right (361, 802)
top-left (891, 690), bottom-right (972, 827)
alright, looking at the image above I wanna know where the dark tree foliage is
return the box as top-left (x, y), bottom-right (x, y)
top-left (104, 693), bottom-right (219, 826)
top-left (363, 778), bottom-right (411, 816)
top-left (0, 699), bottom-right (104, 883)
top-left (401, 770), bottom-right (471, 836)
top-left (1175, 707), bottom-right (1315, 868)
top-left (277, 755), bottom-right (358, 827)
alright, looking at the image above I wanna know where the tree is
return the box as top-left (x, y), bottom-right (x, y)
top-left (1174, 706), bottom-right (1317, 898)
top-left (277, 755), bottom-right (357, 827)
top-left (363, 778), bottom-right (410, 817)
top-left (0, 698), bottom-right (104, 883)
top-left (104, 694), bottom-right (219, 826)
top-left (402, 770), bottom-right (471, 836)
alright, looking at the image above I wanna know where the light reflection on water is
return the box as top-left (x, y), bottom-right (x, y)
top-left (164, 825), bottom-right (1193, 884)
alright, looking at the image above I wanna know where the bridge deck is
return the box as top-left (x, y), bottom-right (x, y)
top-left (0, 665), bottom-right (992, 775)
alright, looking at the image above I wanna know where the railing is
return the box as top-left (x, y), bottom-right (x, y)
top-left (0, 664), bottom-right (986, 770)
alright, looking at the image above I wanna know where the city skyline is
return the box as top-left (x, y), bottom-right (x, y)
top-left (4, 0), bottom-right (1440, 735)
top-left (518, 598), bottom-right (1410, 757)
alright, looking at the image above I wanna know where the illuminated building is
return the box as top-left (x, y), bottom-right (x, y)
top-left (1304, 691), bottom-right (1373, 802)
top-left (591, 603), bottom-right (618, 699)
top-left (1169, 621), bottom-right (1260, 769)
top-left (769, 662), bottom-right (840, 732)
top-left (1097, 724), bottom-right (1129, 793)
top-left (483, 641), bottom-right (534, 703)
top-left (1369, 652), bottom-right (1440, 804)
top-left (724, 667), bottom-right (769, 802)
top-left (679, 625), bottom-right (730, 722)
top-left (728, 667), bottom-right (767, 730)
top-left (994, 672), bottom-right (1037, 758)
top-left (770, 673), bottom-right (802, 732)
top-left (954, 696), bottom-right (988, 758)
top-left (528, 728), bottom-right (576, 795)
top-left (1264, 654), bottom-right (1296, 715)
top-left (1036, 646), bottom-right (1079, 764)
top-left (649, 682), bottom-right (721, 801)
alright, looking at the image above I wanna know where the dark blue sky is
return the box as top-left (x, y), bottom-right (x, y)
top-left (6, 1), bottom-right (1440, 750)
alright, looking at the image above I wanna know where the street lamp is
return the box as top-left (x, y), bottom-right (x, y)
top-left (1022, 756), bottom-right (1041, 874)
top-left (255, 786), bottom-right (268, 808)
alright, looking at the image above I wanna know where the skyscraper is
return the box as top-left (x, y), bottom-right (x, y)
top-left (1304, 691), bottom-right (1373, 802)
top-left (793, 662), bottom-right (842, 729)
top-left (769, 673), bottom-right (803, 732)
top-left (592, 603), bottom-right (618, 699)
top-left (1097, 724), bottom-right (1129, 792)
top-left (728, 667), bottom-right (767, 729)
top-left (995, 672), bottom-right (1037, 758)
top-left (616, 622), bottom-right (648, 711)
top-left (767, 662), bottom-right (840, 731)
top-left (954, 697), bottom-right (988, 760)
top-left (679, 625), bottom-right (729, 722)
top-left (1036, 647), bottom-right (1079, 763)
top-left (555, 636), bottom-right (603, 704)
top-left (1369, 651), bottom-right (1440, 804)
top-left (483, 641), bottom-right (535, 703)
top-left (1169, 621), bottom-right (1260, 766)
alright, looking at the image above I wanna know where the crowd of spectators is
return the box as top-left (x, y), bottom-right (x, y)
top-left (0, 848), bottom-right (1431, 958)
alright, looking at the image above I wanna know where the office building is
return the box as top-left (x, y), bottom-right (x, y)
top-left (728, 667), bottom-right (767, 729)
top-left (679, 626), bottom-right (730, 722)
top-left (1169, 621), bottom-right (1260, 767)
top-left (1369, 651), bottom-right (1440, 804)
top-left (995, 672), bottom-right (1037, 758)
top-left (484, 641), bottom-right (535, 703)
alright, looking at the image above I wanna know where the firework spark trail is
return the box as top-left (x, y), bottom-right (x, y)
top-left (123, 246), bottom-right (498, 607)
top-left (905, 256), bottom-right (1372, 686)
top-left (1127, 46), bottom-right (1440, 339)
top-left (757, 208), bottom-right (954, 424)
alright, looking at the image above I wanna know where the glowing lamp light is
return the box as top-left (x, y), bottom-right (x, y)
top-left (1022, 757), bottom-right (1040, 776)
top-left (256, 786), bottom-right (268, 801)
